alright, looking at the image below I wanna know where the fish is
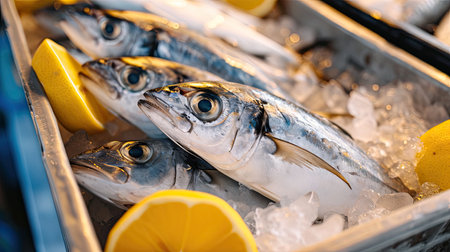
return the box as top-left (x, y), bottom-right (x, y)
top-left (92, 0), bottom-right (298, 63)
top-left (137, 81), bottom-right (407, 215)
top-left (70, 139), bottom-right (271, 215)
top-left (57, 4), bottom-right (295, 102)
top-left (79, 56), bottom-right (223, 138)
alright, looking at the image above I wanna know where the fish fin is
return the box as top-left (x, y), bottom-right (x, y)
top-left (266, 134), bottom-right (352, 189)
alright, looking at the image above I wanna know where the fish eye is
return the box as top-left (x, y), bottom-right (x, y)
top-left (99, 17), bottom-right (122, 40)
top-left (119, 66), bottom-right (149, 92)
top-left (120, 142), bottom-right (152, 164)
top-left (190, 91), bottom-right (222, 122)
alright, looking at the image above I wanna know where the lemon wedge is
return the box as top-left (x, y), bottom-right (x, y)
top-left (14, 0), bottom-right (78, 12)
top-left (415, 120), bottom-right (450, 190)
top-left (32, 39), bottom-right (113, 133)
top-left (225, 0), bottom-right (277, 17)
top-left (105, 190), bottom-right (258, 252)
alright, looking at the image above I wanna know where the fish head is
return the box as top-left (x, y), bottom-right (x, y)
top-left (58, 4), bottom-right (153, 58)
top-left (138, 81), bottom-right (267, 170)
top-left (80, 58), bottom-right (180, 137)
top-left (70, 140), bottom-right (191, 208)
top-left (80, 57), bottom-right (171, 110)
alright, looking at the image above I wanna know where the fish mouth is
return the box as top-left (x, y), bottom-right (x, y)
top-left (138, 91), bottom-right (178, 128)
top-left (59, 8), bottom-right (106, 58)
top-left (70, 158), bottom-right (129, 184)
top-left (60, 13), bottom-right (93, 42)
top-left (79, 65), bottom-right (121, 100)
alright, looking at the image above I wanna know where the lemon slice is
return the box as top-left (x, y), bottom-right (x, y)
top-left (415, 120), bottom-right (450, 190)
top-left (32, 39), bottom-right (113, 133)
top-left (105, 190), bottom-right (257, 252)
top-left (14, 0), bottom-right (78, 12)
top-left (225, 0), bottom-right (277, 17)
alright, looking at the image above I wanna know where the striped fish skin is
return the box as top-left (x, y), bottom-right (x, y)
top-left (58, 4), bottom-right (294, 101)
top-left (70, 139), bottom-right (271, 214)
top-left (80, 57), bottom-right (222, 138)
top-left (138, 81), bottom-right (407, 215)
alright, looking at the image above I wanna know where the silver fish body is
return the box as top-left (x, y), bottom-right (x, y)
top-left (80, 57), bottom-right (223, 138)
top-left (70, 139), bottom-right (271, 215)
top-left (91, 0), bottom-right (298, 63)
top-left (58, 4), bottom-right (294, 101)
top-left (138, 81), bottom-right (407, 215)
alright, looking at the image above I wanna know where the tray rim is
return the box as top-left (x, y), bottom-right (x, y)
top-left (2, 0), bottom-right (449, 250)
top-left (1, 0), bottom-right (101, 251)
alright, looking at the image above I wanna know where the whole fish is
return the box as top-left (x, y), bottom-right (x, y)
top-left (138, 81), bottom-right (407, 215)
top-left (79, 57), bottom-right (223, 138)
top-left (91, 0), bottom-right (296, 63)
top-left (57, 4), bottom-right (295, 101)
top-left (70, 139), bottom-right (271, 215)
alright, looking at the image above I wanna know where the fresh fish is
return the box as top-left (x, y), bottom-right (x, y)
top-left (79, 57), bottom-right (223, 138)
top-left (57, 4), bottom-right (295, 101)
top-left (70, 139), bottom-right (271, 214)
top-left (137, 81), bottom-right (407, 215)
top-left (91, 0), bottom-right (296, 63)
top-left (351, 0), bottom-right (450, 26)
top-left (403, 0), bottom-right (450, 26)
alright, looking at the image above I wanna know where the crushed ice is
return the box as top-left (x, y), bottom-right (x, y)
top-left (247, 192), bottom-right (345, 252)
top-left (57, 11), bottom-right (447, 251)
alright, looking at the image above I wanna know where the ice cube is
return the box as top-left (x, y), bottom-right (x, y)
top-left (347, 91), bottom-right (375, 117)
top-left (290, 76), bottom-right (320, 104)
top-left (322, 81), bottom-right (349, 113)
top-left (415, 182), bottom-right (441, 201)
top-left (396, 137), bottom-right (422, 162)
top-left (227, 200), bottom-right (252, 219)
top-left (347, 196), bottom-right (375, 226)
top-left (388, 161), bottom-right (420, 191)
top-left (244, 211), bottom-right (256, 234)
top-left (253, 193), bottom-right (321, 252)
top-left (375, 192), bottom-right (413, 211)
top-left (289, 192), bottom-right (320, 223)
top-left (365, 142), bottom-right (388, 164)
top-left (361, 189), bottom-right (381, 203)
top-left (357, 208), bottom-right (390, 225)
top-left (350, 116), bottom-right (377, 142)
top-left (301, 214), bottom-right (345, 247)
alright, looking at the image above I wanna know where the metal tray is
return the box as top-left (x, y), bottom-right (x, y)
top-left (321, 0), bottom-right (450, 76)
top-left (2, 0), bottom-right (449, 251)
top-left (282, 2), bottom-right (450, 249)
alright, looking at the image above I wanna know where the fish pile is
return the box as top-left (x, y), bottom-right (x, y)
top-left (31, 0), bottom-right (441, 250)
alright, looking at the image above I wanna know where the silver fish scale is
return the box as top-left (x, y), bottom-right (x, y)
top-left (249, 87), bottom-right (404, 193)
top-left (154, 34), bottom-right (279, 93)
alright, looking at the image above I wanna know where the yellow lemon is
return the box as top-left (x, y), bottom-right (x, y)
top-left (225, 0), bottom-right (277, 17)
top-left (105, 190), bottom-right (258, 252)
top-left (415, 120), bottom-right (450, 190)
top-left (14, 0), bottom-right (78, 12)
top-left (32, 39), bottom-right (113, 133)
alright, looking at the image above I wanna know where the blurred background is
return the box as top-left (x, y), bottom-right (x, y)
top-left (0, 14), bottom-right (64, 251)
